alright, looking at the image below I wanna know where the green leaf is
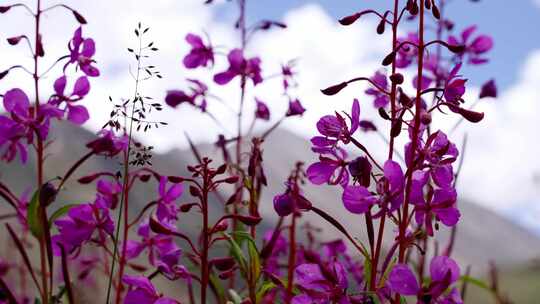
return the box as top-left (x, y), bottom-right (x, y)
top-left (209, 273), bottom-right (226, 303)
top-left (27, 189), bottom-right (43, 238)
top-left (363, 257), bottom-right (372, 290)
top-left (256, 281), bottom-right (276, 303)
top-left (49, 204), bottom-right (77, 227)
top-left (459, 275), bottom-right (491, 291)
top-left (248, 239), bottom-right (261, 282)
top-left (224, 232), bottom-right (248, 276)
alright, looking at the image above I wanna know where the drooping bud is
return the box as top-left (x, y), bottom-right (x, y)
top-left (339, 12), bottom-right (361, 26)
top-left (0, 6), bottom-right (11, 13)
top-left (448, 44), bottom-right (465, 54)
top-left (7, 36), bottom-right (25, 46)
top-left (382, 51), bottom-right (396, 66)
top-left (458, 107), bottom-right (484, 123)
top-left (479, 79), bottom-right (497, 99)
top-left (72, 10), bottom-right (87, 24)
top-left (376, 18), bottom-right (385, 35)
top-left (321, 82), bottom-right (347, 96)
top-left (432, 3), bottom-right (441, 19)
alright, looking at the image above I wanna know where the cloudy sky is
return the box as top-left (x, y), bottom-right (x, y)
top-left (0, 0), bottom-right (539, 233)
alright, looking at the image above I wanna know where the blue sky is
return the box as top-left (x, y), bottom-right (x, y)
top-left (230, 0), bottom-right (540, 90)
top-left (0, 0), bottom-right (539, 233)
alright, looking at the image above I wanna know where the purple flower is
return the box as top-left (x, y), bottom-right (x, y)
top-left (273, 182), bottom-right (312, 217)
top-left (86, 129), bottom-right (129, 157)
top-left (347, 156), bottom-right (372, 187)
top-left (448, 25), bottom-right (493, 65)
top-left (123, 275), bottom-right (179, 304)
top-left (95, 179), bottom-right (122, 209)
top-left (0, 89), bottom-right (62, 163)
top-left (311, 99), bottom-right (360, 148)
top-left (183, 33), bottom-right (214, 69)
top-left (388, 256), bottom-right (462, 303)
top-left (395, 32), bottom-right (420, 68)
top-left (156, 176), bottom-right (183, 222)
top-left (255, 98), bottom-right (270, 120)
top-left (53, 202), bottom-right (114, 253)
top-left (341, 160), bottom-right (404, 215)
top-left (214, 49), bottom-right (262, 86)
top-left (307, 147), bottom-right (350, 187)
top-left (365, 71), bottom-right (390, 108)
top-left (165, 79), bottom-right (208, 111)
top-left (68, 27), bottom-right (100, 77)
top-left (443, 63), bottom-right (467, 104)
top-left (286, 99), bottom-right (305, 117)
top-left (292, 261), bottom-right (349, 304)
top-left (49, 76), bottom-right (90, 124)
top-left (412, 177), bottom-right (461, 236)
top-left (125, 219), bottom-right (179, 266)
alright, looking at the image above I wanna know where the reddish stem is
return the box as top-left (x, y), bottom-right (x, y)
top-left (285, 213), bottom-right (297, 304)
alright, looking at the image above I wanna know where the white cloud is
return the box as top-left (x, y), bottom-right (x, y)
top-left (1, 1), bottom-right (540, 232)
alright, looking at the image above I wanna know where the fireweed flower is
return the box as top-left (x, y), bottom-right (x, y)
top-left (67, 27), bottom-right (100, 77)
top-left (255, 97), bottom-right (270, 120)
top-left (395, 32), bottom-right (420, 68)
top-left (0, 88), bottom-right (62, 163)
top-left (53, 202), bottom-right (114, 254)
top-left (448, 25), bottom-right (493, 65)
top-left (443, 63), bottom-right (467, 104)
top-left (95, 178), bottom-right (122, 209)
top-left (49, 75), bottom-right (91, 124)
top-left (411, 173), bottom-right (460, 236)
top-left (165, 79), bottom-right (208, 111)
top-left (122, 275), bottom-right (179, 304)
top-left (342, 160), bottom-right (404, 215)
top-left (292, 261), bottom-right (349, 304)
top-left (86, 129), bottom-right (129, 157)
top-left (183, 33), bottom-right (214, 69)
top-left (155, 247), bottom-right (190, 280)
top-left (388, 256), bottom-right (462, 303)
top-left (273, 181), bottom-right (312, 216)
top-left (156, 176), bottom-right (183, 222)
top-left (286, 99), bottom-right (306, 117)
top-left (214, 48), bottom-right (262, 86)
top-left (405, 130), bottom-right (459, 189)
top-left (125, 219), bottom-right (179, 265)
top-left (311, 99), bottom-right (360, 148)
top-left (365, 72), bottom-right (390, 108)
top-left (307, 146), bottom-right (350, 187)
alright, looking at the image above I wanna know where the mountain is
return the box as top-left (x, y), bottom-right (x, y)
top-left (1, 121), bottom-right (540, 302)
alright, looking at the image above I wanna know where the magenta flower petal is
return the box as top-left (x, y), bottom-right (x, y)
top-left (3, 88), bottom-right (30, 116)
top-left (286, 99), bottom-right (305, 117)
top-left (350, 98), bottom-right (360, 134)
top-left (254, 98), bottom-right (270, 120)
top-left (429, 256), bottom-right (460, 284)
top-left (73, 76), bottom-right (90, 97)
top-left (307, 162), bottom-right (337, 185)
top-left (54, 76), bottom-right (67, 96)
top-left (342, 186), bottom-right (377, 214)
top-left (213, 71), bottom-right (237, 85)
top-left (388, 264), bottom-right (420, 295)
top-left (67, 104), bottom-right (89, 125)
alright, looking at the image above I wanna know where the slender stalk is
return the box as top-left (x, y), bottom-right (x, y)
top-left (370, 0), bottom-right (400, 293)
top-left (399, 0), bottom-right (426, 263)
top-left (106, 29), bottom-right (143, 304)
top-left (285, 214), bottom-right (297, 304)
top-left (200, 170), bottom-right (210, 304)
top-left (32, 1), bottom-right (50, 302)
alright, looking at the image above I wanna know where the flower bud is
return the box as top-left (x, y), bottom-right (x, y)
top-left (39, 182), bottom-right (57, 207)
top-left (210, 257), bottom-right (236, 271)
top-left (339, 13), bottom-right (361, 26)
top-left (420, 110), bottom-right (432, 125)
top-left (390, 73), bottom-right (404, 85)
top-left (321, 82), bottom-right (347, 96)
top-left (382, 51), bottom-right (396, 66)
